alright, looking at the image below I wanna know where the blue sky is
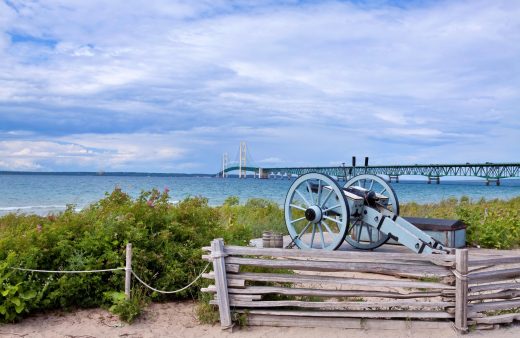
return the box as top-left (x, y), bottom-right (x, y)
top-left (0, 0), bottom-right (519, 173)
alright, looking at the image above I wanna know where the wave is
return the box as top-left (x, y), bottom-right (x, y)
top-left (0, 205), bottom-right (68, 211)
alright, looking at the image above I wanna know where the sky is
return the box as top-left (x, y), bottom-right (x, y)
top-left (0, 0), bottom-right (519, 173)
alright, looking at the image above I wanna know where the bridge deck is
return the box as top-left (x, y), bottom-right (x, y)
top-left (219, 163), bottom-right (520, 180)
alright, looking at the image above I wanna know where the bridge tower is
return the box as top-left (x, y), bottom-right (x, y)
top-left (239, 141), bottom-right (247, 178)
top-left (221, 152), bottom-right (229, 178)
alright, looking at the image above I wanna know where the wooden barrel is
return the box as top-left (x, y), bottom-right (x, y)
top-left (271, 233), bottom-right (284, 248)
top-left (262, 231), bottom-right (273, 248)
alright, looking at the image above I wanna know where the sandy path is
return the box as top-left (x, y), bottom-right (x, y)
top-left (1, 301), bottom-right (520, 338)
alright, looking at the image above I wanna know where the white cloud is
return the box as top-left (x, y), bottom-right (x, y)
top-left (0, 0), bottom-right (518, 171)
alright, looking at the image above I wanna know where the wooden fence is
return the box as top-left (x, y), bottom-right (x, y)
top-left (202, 239), bottom-right (520, 332)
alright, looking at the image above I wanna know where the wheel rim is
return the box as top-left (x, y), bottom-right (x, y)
top-left (284, 173), bottom-right (350, 250)
top-left (344, 174), bottom-right (399, 250)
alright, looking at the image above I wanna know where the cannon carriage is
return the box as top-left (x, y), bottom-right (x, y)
top-left (284, 173), bottom-right (450, 254)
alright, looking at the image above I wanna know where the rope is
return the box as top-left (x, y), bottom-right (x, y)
top-left (131, 262), bottom-right (210, 294)
top-left (452, 269), bottom-right (468, 281)
top-left (11, 267), bottom-right (126, 273)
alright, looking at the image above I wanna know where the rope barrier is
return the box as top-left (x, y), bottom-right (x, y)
top-left (131, 263), bottom-right (210, 294)
top-left (11, 267), bottom-right (126, 273)
top-left (9, 243), bottom-right (211, 296)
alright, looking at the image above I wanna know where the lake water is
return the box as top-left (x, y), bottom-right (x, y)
top-left (0, 173), bottom-right (519, 215)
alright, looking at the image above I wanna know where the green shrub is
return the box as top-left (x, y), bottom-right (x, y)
top-left (0, 189), bottom-right (225, 322)
top-left (0, 259), bottom-right (37, 322)
top-left (0, 190), bottom-right (518, 323)
top-left (401, 196), bottom-right (520, 249)
top-left (104, 291), bottom-right (145, 323)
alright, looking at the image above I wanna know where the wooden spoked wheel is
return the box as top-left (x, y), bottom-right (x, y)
top-left (344, 174), bottom-right (399, 250)
top-left (284, 173), bottom-right (350, 250)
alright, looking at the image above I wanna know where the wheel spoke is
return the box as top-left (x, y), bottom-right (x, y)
top-left (291, 216), bottom-right (306, 224)
top-left (318, 223), bottom-right (326, 249)
top-left (305, 181), bottom-right (314, 204)
top-left (356, 223), bottom-right (363, 243)
top-left (320, 188), bottom-right (334, 207)
top-left (296, 221), bottom-right (312, 239)
top-left (310, 224), bottom-right (316, 248)
top-left (322, 204), bottom-right (341, 213)
top-left (368, 179), bottom-right (374, 190)
top-left (317, 180), bottom-right (322, 205)
top-left (321, 221), bottom-right (337, 239)
top-left (323, 215), bottom-right (342, 225)
top-left (380, 188), bottom-right (387, 195)
top-left (296, 189), bottom-right (312, 207)
top-left (290, 204), bottom-right (306, 211)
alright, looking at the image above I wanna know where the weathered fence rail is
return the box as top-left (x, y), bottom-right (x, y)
top-left (467, 252), bottom-right (520, 326)
top-left (202, 239), bottom-right (520, 332)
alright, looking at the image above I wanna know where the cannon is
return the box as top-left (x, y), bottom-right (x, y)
top-left (284, 173), bottom-right (449, 254)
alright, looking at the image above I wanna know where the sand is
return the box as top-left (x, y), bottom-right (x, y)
top-left (1, 301), bottom-right (520, 338)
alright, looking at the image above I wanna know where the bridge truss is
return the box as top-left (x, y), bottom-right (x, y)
top-left (219, 163), bottom-right (520, 184)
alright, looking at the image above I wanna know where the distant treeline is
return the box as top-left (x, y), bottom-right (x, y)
top-left (0, 171), bottom-right (214, 177)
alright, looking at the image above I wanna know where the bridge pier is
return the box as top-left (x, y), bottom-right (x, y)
top-left (427, 176), bottom-right (441, 184)
top-left (388, 175), bottom-right (399, 183)
top-left (258, 168), bottom-right (269, 179)
top-left (486, 178), bottom-right (500, 186)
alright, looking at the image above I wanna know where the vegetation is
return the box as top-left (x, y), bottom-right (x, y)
top-left (401, 196), bottom-right (520, 249)
top-left (0, 190), bottom-right (519, 323)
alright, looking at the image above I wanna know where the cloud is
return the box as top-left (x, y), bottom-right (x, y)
top-left (0, 0), bottom-right (518, 172)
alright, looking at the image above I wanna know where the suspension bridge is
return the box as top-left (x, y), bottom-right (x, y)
top-left (219, 143), bottom-right (520, 185)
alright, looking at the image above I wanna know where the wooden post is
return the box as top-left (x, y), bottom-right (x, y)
top-left (125, 243), bottom-right (132, 300)
top-left (455, 249), bottom-right (468, 332)
top-left (211, 238), bottom-right (233, 329)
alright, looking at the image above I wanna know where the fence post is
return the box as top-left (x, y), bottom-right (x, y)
top-left (211, 238), bottom-right (232, 329)
top-left (125, 243), bottom-right (132, 300)
top-left (455, 248), bottom-right (468, 332)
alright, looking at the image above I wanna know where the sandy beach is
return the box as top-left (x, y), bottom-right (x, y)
top-left (0, 300), bottom-right (519, 338)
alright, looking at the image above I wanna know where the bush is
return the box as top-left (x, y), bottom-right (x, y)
top-left (400, 196), bottom-right (520, 249)
top-left (0, 189), bottom-right (225, 322)
top-left (0, 190), bottom-right (518, 323)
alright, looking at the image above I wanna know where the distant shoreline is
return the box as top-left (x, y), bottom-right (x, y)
top-left (1, 171), bottom-right (520, 183)
top-left (0, 171), bottom-right (214, 177)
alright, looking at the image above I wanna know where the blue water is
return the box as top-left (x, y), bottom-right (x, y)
top-left (0, 174), bottom-right (519, 215)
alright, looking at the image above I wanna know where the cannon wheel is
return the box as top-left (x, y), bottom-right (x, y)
top-left (285, 173), bottom-right (350, 250)
top-left (344, 174), bottom-right (400, 250)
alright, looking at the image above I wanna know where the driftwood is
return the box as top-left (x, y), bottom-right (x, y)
top-left (455, 249), bottom-right (468, 332)
top-left (203, 285), bottom-right (444, 299)
top-left (202, 241), bottom-right (520, 333)
top-left (469, 268), bottom-right (520, 283)
top-left (470, 299), bottom-right (520, 313)
top-left (210, 239), bottom-right (232, 329)
top-left (469, 256), bottom-right (520, 267)
top-left (222, 256), bottom-right (451, 277)
top-left (210, 299), bottom-right (453, 310)
top-left (245, 314), bottom-right (453, 329)
top-left (202, 245), bottom-right (455, 266)
top-left (469, 282), bottom-right (520, 293)
top-left (472, 313), bottom-right (520, 325)
top-left (469, 289), bottom-right (520, 301)
top-left (220, 272), bottom-right (454, 290)
top-left (235, 309), bottom-right (454, 319)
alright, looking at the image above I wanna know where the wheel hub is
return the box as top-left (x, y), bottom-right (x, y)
top-left (305, 205), bottom-right (322, 223)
